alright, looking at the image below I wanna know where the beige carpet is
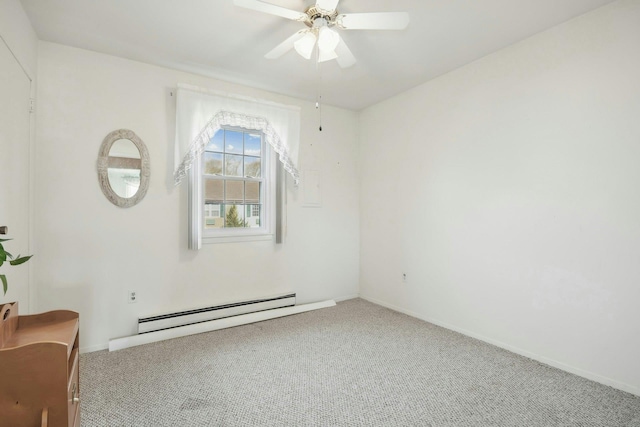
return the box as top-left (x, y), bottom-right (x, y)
top-left (80, 298), bottom-right (640, 426)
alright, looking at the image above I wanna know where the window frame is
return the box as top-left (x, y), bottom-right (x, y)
top-left (195, 126), bottom-right (276, 244)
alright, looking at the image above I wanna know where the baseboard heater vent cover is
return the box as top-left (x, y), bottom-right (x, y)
top-left (138, 293), bottom-right (296, 334)
top-left (110, 299), bottom-right (336, 352)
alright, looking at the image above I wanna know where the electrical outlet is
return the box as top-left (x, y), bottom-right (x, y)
top-left (128, 290), bottom-right (137, 304)
top-left (402, 273), bottom-right (407, 283)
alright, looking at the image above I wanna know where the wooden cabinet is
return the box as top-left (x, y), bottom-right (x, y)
top-left (0, 302), bottom-right (80, 427)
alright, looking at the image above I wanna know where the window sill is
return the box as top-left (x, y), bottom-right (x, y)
top-left (202, 233), bottom-right (273, 245)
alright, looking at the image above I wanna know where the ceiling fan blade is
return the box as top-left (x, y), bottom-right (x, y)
top-left (337, 12), bottom-right (410, 30)
top-left (265, 30), bottom-right (307, 59)
top-left (316, 0), bottom-right (340, 13)
top-left (334, 37), bottom-right (356, 68)
top-left (234, 0), bottom-right (307, 21)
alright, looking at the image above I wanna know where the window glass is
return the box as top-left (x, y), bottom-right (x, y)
top-left (225, 131), bottom-right (243, 154)
top-left (204, 203), bottom-right (223, 229)
top-left (203, 128), bottom-right (267, 233)
top-left (225, 154), bottom-right (243, 177)
top-left (204, 178), bottom-right (224, 203)
top-left (244, 133), bottom-right (261, 156)
top-left (244, 156), bottom-right (261, 178)
top-left (207, 131), bottom-right (224, 152)
top-left (204, 152), bottom-right (223, 175)
top-left (245, 181), bottom-right (260, 204)
top-left (225, 180), bottom-right (244, 204)
top-left (224, 204), bottom-right (245, 227)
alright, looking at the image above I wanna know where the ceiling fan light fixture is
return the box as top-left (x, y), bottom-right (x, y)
top-left (318, 49), bottom-right (338, 63)
top-left (317, 26), bottom-right (340, 52)
top-left (235, 0), bottom-right (411, 69)
top-left (294, 31), bottom-right (317, 59)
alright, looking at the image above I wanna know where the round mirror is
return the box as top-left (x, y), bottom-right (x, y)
top-left (97, 129), bottom-right (150, 208)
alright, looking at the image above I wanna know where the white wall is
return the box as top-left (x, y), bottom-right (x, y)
top-left (0, 0), bottom-right (38, 311)
top-left (359, 0), bottom-right (640, 396)
top-left (34, 42), bottom-right (359, 352)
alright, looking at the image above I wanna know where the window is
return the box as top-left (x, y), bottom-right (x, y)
top-left (201, 127), bottom-right (273, 242)
top-left (174, 87), bottom-right (301, 249)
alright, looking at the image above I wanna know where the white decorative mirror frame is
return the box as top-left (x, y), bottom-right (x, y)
top-left (97, 129), bottom-right (150, 208)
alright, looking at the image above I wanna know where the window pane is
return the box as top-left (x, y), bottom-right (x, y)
top-left (225, 154), bottom-right (243, 177)
top-left (204, 203), bottom-right (223, 229)
top-left (244, 156), bottom-right (261, 178)
top-left (204, 179), bottom-right (224, 203)
top-left (225, 180), bottom-right (244, 204)
top-left (224, 204), bottom-right (246, 228)
top-left (204, 152), bottom-right (223, 175)
top-left (199, 127), bottom-right (268, 237)
top-left (244, 133), bottom-right (261, 156)
top-left (225, 131), bottom-right (243, 154)
top-left (206, 130), bottom-right (224, 152)
top-left (245, 204), bottom-right (261, 228)
top-left (245, 181), bottom-right (260, 204)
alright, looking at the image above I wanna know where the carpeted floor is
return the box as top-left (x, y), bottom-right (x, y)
top-left (80, 298), bottom-right (640, 426)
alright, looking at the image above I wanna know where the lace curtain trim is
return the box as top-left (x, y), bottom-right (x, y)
top-left (174, 110), bottom-right (300, 185)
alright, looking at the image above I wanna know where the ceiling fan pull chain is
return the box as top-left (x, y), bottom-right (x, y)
top-left (317, 96), bottom-right (323, 132)
top-left (316, 49), bottom-right (323, 132)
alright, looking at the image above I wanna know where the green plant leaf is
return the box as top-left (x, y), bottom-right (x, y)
top-left (9, 255), bottom-right (32, 266)
top-left (1, 275), bottom-right (7, 296)
top-left (0, 238), bottom-right (12, 242)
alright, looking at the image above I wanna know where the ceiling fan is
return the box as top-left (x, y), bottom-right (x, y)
top-left (234, 0), bottom-right (410, 68)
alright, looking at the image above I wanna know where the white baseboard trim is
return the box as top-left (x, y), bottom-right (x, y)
top-left (108, 300), bottom-right (336, 352)
top-left (80, 343), bottom-right (109, 354)
top-left (360, 294), bottom-right (639, 397)
top-left (334, 294), bottom-right (359, 302)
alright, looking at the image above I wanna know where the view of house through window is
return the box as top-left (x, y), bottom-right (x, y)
top-left (203, 128), bottom-right (264, 230)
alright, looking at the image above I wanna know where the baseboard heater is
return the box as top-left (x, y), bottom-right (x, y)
top-left (137, 293), bottom-right (296, 334)
top-left (109, 297), bottom-right (336, 352)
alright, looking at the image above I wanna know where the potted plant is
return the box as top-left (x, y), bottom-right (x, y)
top-left (0, 238), bottom-right (33, 295)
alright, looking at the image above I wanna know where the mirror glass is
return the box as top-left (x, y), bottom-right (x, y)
top-left (107, 139), bottom-right (141, 198)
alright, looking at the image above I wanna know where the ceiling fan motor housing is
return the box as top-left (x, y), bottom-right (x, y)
top-left (304, 6), bottom-right (338, 28)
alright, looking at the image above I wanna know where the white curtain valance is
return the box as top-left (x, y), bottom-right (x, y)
top-left (174, 85), bottom-right (301, 185)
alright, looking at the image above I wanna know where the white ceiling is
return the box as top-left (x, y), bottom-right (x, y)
top-left (20, 0), bottom-right (616, 110)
